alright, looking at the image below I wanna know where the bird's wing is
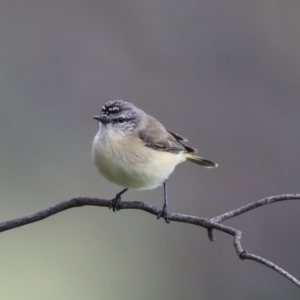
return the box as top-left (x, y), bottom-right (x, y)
top-left (139, 130), bottom-right (197, 154)
top-left (167, 131), bottom-right (197, 153)
top-left (167, 131), bottom-right (188, 142)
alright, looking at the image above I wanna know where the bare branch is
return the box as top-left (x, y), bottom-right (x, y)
top-left (0, 194), bottom-right (299, 288)
top-left (211, 194), bottom-right (300, 223)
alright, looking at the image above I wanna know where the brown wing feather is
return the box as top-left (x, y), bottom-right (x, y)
top-left (139, 130), bottom-right (197, 154)
top-left (139, 115), bottom-right (197, 154)
top-left (168, 131), bottom-right (197, 153)
top-left (167, 131), bottom-right (188, 142)
top-left (139, 131), bottom-right (171, 152)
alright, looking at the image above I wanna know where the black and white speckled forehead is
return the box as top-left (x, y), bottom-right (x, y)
top-left (101, 100), bottom-right (134, 116)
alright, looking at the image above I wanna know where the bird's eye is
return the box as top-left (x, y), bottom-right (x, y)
top-left (118, 117), bottom-right (125, 123)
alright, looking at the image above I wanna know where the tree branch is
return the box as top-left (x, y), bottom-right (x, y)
top-left (1, 194), bottom-right (299, 288)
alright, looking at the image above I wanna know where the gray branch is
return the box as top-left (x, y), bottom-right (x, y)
top-left (1, 194), bottom-right (299, 288)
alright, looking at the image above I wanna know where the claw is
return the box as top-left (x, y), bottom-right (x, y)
top-left (109, 196), bottom-right (121, 212)
top-left (157, 203), bottom-right (170, 223)
top-left (109, 188), bottom-right (128, 212)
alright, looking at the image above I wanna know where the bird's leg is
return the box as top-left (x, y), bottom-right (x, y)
top-left (157, 181), bottom-right (170, 223)
top-left (109, 188), bottom-right (128, 212)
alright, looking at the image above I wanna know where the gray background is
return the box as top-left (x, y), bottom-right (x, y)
top-left (0, 1), bottom-right (300, 299)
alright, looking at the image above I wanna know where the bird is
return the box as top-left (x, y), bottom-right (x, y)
top-left (92, 100), bottom-right (217, 223)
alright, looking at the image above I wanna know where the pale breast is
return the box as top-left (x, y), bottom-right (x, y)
top-left (92, 132), bottom-right (185, 190)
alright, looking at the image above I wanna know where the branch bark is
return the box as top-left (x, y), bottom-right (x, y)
top-left (1, 194), bottom-right (299, 287)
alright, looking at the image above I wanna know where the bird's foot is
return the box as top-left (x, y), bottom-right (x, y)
top-left (109, 188), bottom-right (128, 212)
top-left (109, 194), bottom-right (121, 212)
top-left (157, 203), bottom-right (170, 223)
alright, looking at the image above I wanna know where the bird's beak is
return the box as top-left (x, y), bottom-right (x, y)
top-left (93, 115), bottom-right (110, 124)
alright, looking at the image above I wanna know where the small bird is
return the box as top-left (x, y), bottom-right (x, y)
top-left (92, 100), bottom-right (217, 223)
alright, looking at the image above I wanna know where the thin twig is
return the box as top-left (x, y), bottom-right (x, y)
top-left (0, 194), bottom-right (299, 288)
top-left (211, 194), bottom-right (300, 223)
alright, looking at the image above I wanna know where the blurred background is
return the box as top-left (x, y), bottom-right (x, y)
top-left (0, 1), bottom-right (299, 299)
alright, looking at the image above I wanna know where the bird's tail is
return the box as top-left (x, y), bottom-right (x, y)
top-left (184, 153), bottom-right (218, 168)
